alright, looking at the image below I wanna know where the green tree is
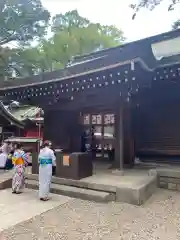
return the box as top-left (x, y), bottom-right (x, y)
top-left (0, 0), bottom-right (50, 79)
top-left (0, 0), bottom-right (50, 46)
top-left (0, 47), bottom-right (13, 79)
top-left (9, 10), bottom-right (125, 76)
top-left (131, 0), bottom-right (180, 28)
top-left (52, 10), bottom-right (89, 32)
top-left (51, 10), bottom-right (125, 55)
top-left (12, 47), bottom-right (42, 76)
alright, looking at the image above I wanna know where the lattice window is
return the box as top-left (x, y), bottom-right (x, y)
top-left (104, 114), bottom-right (115, 125)
top-left (83, 114), bottom-right (90, 125)
top-left (92, 114), bottom-right (102, 125)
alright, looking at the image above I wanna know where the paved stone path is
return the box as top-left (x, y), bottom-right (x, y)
top-left (1, 189), bottom-right (180, 239)
top-left (0, 189), bottom-right (72, 232)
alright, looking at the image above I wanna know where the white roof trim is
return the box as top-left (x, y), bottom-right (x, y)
top-left (152, 36), bottom-right (180, 60)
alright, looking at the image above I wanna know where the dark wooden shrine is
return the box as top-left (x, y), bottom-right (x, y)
top-left (1, 29), bottom-right (180, 168)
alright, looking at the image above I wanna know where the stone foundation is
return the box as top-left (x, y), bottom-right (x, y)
top-left (149, 168), bottom-right (180, 191)
top-left (27, 173), bottom-right (157, 206)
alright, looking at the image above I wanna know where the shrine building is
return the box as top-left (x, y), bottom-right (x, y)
top-left (1, 29), bottom-right (180, 168)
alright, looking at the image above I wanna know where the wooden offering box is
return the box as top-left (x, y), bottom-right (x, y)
top-left (56, 152), bottom-right (92, 180)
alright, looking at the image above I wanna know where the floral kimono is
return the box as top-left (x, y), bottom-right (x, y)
top-left (12, 149), bottom-right (28, 194)
top-left (38, 146), bottom-right (56, 200)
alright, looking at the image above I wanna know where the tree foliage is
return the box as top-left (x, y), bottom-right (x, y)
top-left (51, 10), bottom-right (124, 52)
top-left (11, 10), bottom-right (125, 77)
top-left (0, 6), bottom-right (125, 78)
top-left (131, 0), bottom-right (180, 29)
top-left (52, 10), bottom-right (90, 32)
top-left (0, 0), bottom-right (50, 79)
top-left (0, 0), bottom-right (50, 46)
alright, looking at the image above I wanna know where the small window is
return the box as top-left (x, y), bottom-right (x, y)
top-left (104, 126), bottom-right (115, 139)
top-left (83, 114), bottom-right (90, 125)
top-left (104, 114), bottom-right (115, 125)
top-left (94, 126), bottom-right (102, 138)
top-left (92, 114), bottom-right (102, 125)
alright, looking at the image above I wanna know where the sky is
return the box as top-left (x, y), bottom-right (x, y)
top-left (41, 0), bottom-right (180, 42)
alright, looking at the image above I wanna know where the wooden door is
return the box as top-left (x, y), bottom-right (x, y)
top-left (81, 112), bottom-right (115, 161)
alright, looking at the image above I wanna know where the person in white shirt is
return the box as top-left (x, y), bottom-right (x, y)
top-left (0, 141), bottom-right (10, 168)
top-left (38, 140), bottom-right (56, 201)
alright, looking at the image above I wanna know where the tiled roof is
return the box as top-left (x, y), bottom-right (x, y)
top-left (1, 28), bottom-right (180, 90)
top-left (0, 100), bottom-right (44, 129)
top-left (9, 106), bottom-right (42, 121)
top-left (0, 101), bottom-right (43, 127)
top-left (0, 101), bottom-right (25, 128)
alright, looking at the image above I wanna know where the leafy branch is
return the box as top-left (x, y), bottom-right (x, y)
top-left (130, 0), bottom-right (180, 19)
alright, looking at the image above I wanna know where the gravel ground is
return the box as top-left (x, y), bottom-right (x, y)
top-left (1, 189), bottom-right (180, 240)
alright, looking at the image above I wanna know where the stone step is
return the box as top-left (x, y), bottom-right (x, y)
top-left (26, 174), bottom-right (117, 193)
top-left (26, 179), bottom-right (115, 203)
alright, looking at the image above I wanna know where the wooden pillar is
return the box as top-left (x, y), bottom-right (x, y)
top-left (123, 102), bottom-right (135, 167)
top-left (32, 142), bottom-right (39, 174)
top-left (114, 103), bottom-right (124, 169)
top-left (119, 105), bottom-right (124, 171)
top-left (31, 151), bottom-right (39, 174)
top-left (114, 101), bottom-right (134, 170)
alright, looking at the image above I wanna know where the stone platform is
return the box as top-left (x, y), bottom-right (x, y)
top-left (149, 167), bottom-right (180, 191)
top-left (26, 169), bottom-right (157, 205)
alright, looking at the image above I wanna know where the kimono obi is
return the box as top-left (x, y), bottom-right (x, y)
top-left (12, 157), bottom-right (24, 165)
top-left (39, 158), bottom-right (52, 165)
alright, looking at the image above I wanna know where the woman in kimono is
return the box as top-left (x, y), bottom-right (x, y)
top-left (38, 140), bottom-right (56, 201)
top-left (12, 143), bottom-right (29, 194)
